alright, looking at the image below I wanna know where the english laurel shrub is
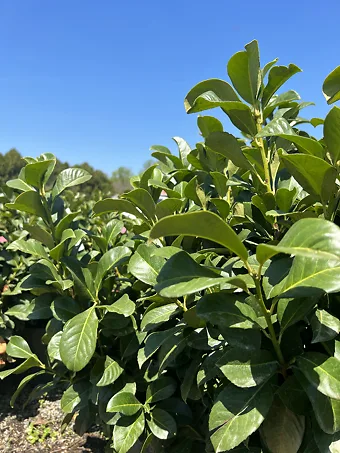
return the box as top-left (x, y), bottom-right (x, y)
top-left (2, 40), bottom-right (340, 453)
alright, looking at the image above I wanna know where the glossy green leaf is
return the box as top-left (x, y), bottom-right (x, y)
top-left (0, 356), bottom-right (42, 379)
top-left (55, 211), bottom-right (80, 240)
top-left (148, 408), bottom-right (176, 440)
top-left (184, 78), bottom-right (257, 135)
top-left (113, 412), bottom-right (145, 453)
top-left (24, 224), bottom-right (54, 249)
top-left (260, 397), bottom-right (305, 453)
top-left (206, 132), bottom-right (251, 169)
top-left (323, 66), bottom-right (340, 104)
top-left (141, 303), bottom-right (178, 332)
top-left (324, 106), bottom-right (340, 163)
top-left (150, 211), bottom-right (248, 262)
top-left (217, 349), bottom-right (278, 388)
top-left (295, 370), bottom-right (340, 434)
top-left (49, 228), bottom-right (75, 261)
top-left (262, 64), bottom-right (302, 107)
top-left (6, 178), bottom-right (33, 192)
top-left (184, 78), bottom-right (239, 113)
top-left (156, 198), bottom-right (182, 219)
top-left (197, 292), bottom-right (257, 330)
top-left (227, 40), bottom-right (260, 104)
top-left (97, 356), bottom-right (123, 387)
top-left (62, 257), bottom-right (96, 301)
top-left (158, 331), bottom-right (188, 373)
top-left (311, 310), bottom-right (340, 343)
top-left (263, 90), bottom-right (301, 118)
top-left (173, 137), bottom-right (191, 166)
top-left (10, 371), bottom-right (45, 407)
top-left (314, 427), bottom-right (340, 453)
top-left (257, 218), bottom-right (340, 265)
top-left (138, 327), bottom-right (180, 367)
top-left (99, 294), bottom-right (135, 317)
top-left (122, 188), bottom-right (156, 220)
top-left (281, 154), bottom-right (336, 200)
top-left (269, 256), bottom-right (340, 298)
top-left (257, 118), bottom-right (324, 158)
top-left (52, 168), bottom-right (92, 198)
top-left (51, 296), bottom-right (81, 321)
top-left (6, 335), bottom-right (36, 359)
top-left (297, 352), bottom-right (340, 400)
top-left (61, 382), bottom-right (90, 414)
top-left (47, 331), bottom-right (62, 361)
top-left (7, 238), bottom-right (48, 259)
top-left (277, 298), bottom-right (316, 333)
top-left (93, 198), bottom-right (145, 220)
top-left (197, 115), bottom-right (223, 138)
top-left (128, 244), bottom-right (165, 286)
top-left (25, 159), bottom-right (55, 189)
top-left (6, 191), bottom-right (47, 220)
top-left (209, 382), bottom-right (273, 452)
top-left (146, 377), bottom-right (177, 404)
top-left (155, 251), bottom-right (229, 298)
top-left (107, 391), bottom-right (142, 415)
top-left (60, 306), bottom-right (98, 372)
top-left (95, 246), bottom-right (131, 294)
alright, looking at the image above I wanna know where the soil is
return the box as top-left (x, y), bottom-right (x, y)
top-left (0, 377), bottom-right (107, 453)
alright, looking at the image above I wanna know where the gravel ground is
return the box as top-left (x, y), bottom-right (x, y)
top-left (0, 377), bottom-right (106, 453)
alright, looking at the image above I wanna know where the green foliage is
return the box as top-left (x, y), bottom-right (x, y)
top-left (2, 40), bottom-right (340, 453)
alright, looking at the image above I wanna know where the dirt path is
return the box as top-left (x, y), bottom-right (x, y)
top-left (0, 379), bottom-right (106, 453)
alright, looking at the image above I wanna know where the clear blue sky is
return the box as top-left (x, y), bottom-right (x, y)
top-left (1, 0), bottom-right (339, 175)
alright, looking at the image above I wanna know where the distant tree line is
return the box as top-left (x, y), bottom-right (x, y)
top-left (0, 149), bottom-right (155, 196)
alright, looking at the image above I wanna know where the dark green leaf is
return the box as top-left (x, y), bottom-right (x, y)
top-left (93, 198), bottom-right (146, 221)
top-left (52, 168), bottom-right (92, 198)
top-left (113, 412), bottom-right (145, 453)
top-left (209, 382), bottom-right (273, 452)
top-left (277, 298), bottom-right (316, 333)
top-left (155, 251), bottom-right (230, 298)
top-left (323, 66), bottom-right (340, 104)
top-left (156, 198), bottom-right (182, 219)
top-left (10, 371), bottom-right (45, 407)
top-left (295, 369), bottom-right (340, 434)
top-left (150, 211), bottom-right (248, 262)
top-left (197, 116), bottom-right (223, 138)
top-left (324, 106), bottom-right (340, 163)
top-left (257, 118), bottom-right (324, 158)
top-left (296, 352), bottom-right (340, 400)
top-left (99, 294), bottom-right (135, 317)
top-left (281, 154), bottom-right (335, 200)
top-left (122, 188), bottom-right (156, 220)
top-left (227, 40), bottom-right (260, 104)
top-left (25, 159), bottom-right (55, 189)
top-left (257, 218), bottom-right (340, 265)
top-left (148, 408), bottom-right (177, 439)
top-left (6, 191), bottom-right (47, 221)
top-left (217, 349), bottom-right (278, 388)
top-left (146, 377), bottom-right (177, 404)
top-left (206, 132), bottom-right (251, 169)
top-left (128, 244), bottom-right (165, 286)
top-left (141, 303), bottom-right (178, 332)
top-left (311, 310), bottom-right (340, 343)
top-left (97, 356), bottom-right (123, 387)
top-left (260, 397), bottom-right (305, 453)
top-left (107, 392), bottom-right (142, 415)
top-left (61, 382), bottom-right (90, 414)
top-left (95, 246), bottom-right (131, 294)
top-left (262, 64), bottom-right (302, 107)
top-left (60, 306), bottom-right (98, 372)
